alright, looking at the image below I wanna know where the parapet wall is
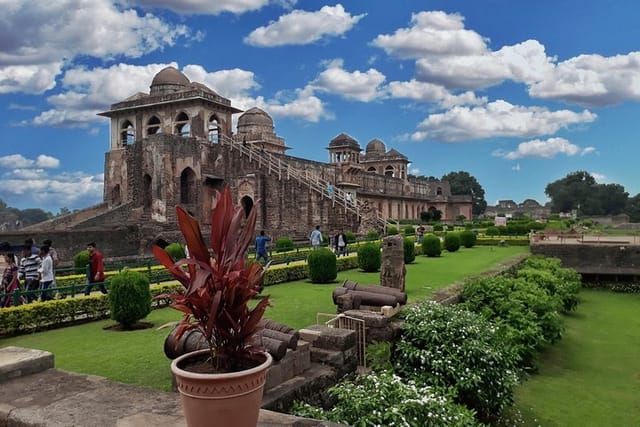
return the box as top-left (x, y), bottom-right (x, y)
top-left (531, 243), bottom-right (640, 275)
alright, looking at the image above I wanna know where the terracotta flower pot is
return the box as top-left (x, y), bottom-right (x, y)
top-left (172, 349), bottom-right (272, 427)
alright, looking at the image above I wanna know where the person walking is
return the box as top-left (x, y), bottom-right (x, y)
top-left (255, 230), bottom-right (272, 264)
top-left (335, 232), bottom-right (347, 257)
top-left (42, 239), bottom-right (58, 285)
top-left (18, 245), bottom-right (41, 303)
top-left (1, 253), bottom-right (21, 307)
top-left (84, 242), bottom-right (107, 295)
top-left (37, 245), bottom-right (54, 301)
top-left (416, 225), bottom-right (425, 244)
top-left (310, 225), bottom-right (322, 249)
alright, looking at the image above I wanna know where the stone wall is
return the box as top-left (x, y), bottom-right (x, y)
top-left (531, 243), bottom-right (640, 275)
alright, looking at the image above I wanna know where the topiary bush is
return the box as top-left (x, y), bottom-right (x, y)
top-left (433, 224), bottom-right (443, 232)
top-left (385, 226), bottom-right (398, 235)
top-left (357, 243), bottom-right (381, 272)
top-left (394, 301), bottom-right (518, 422)
top-left (403, 238), bottom-right (415, 264)
top-left (73, 250), bottom-right (90, 274)
top-left (108, 269), bottom-right (151, 328)
top-left (422, 234), bottom-right (441, 257)
top-left (275, 237), bottom-right (294, 252)
top-left (366, 230), bottom-right (379, 240)
top-left (165, 242), bottom-right (185, 260)
top-left (444, 233), bottom-right (461, 252)
top-left (344, 231), bottom-right (356, 243)
top-left (307, 248), bottom-right (337, 283)
top-left (459, 230), bottom-right (477, 248)
top-left (403, 225), bottom-right (415, 236)
top-left (291, 372), bottom-right (480, 427)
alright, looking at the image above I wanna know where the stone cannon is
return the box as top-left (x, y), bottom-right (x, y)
top-left (342, 279), bottom-right (407, 304)
top-left (332, 280), bottom-right (407, 313)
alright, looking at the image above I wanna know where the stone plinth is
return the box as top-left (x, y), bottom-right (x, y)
top-left (0, 346), bottom-right (54, 383)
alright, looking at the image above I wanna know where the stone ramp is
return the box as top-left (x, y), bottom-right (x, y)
top-left (0, 347), bottom-right (343, 427)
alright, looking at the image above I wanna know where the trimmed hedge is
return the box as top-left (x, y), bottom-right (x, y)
top-left (164, 243), bottom-right (185, 260)
top-left (444, 233), bottom-right (461, 252)
top-left (358, 243), bottom-right (381, 272)
top-left (307, 248), bottom-right (338, 283)
top-left (403, 239), bottom-right (416, 264)
top-left (460, 230), bottom-right (477, 248)
top-left (108, 269), bottom-right (152, 327)
top-left (422, 234), bottom-right (442, 257)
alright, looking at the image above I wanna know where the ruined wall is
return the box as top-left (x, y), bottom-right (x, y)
top-left (531, 243), bottom-right (640, 275)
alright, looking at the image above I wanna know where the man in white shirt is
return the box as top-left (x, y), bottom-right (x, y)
top-left (38, 245), bottom-right (54, 301)
top-left (310, 225), bottom-right (322, 249)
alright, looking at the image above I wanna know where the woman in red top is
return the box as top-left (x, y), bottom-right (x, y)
top-left (1, 253), bottom-right (22, 307)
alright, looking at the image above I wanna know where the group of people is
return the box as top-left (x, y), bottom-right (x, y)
top-left (0, 239), bottom-right (106, 308)
top-left (311, 226), bottom-right (348, 255)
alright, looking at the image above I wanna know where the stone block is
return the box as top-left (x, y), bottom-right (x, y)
top-left (343, 309), bottom-right (390, 328)
top-left (0, 347), bottom-right (54, 383)
top-left (310, 348), bottom-right (344, 366)
top-left (305, 325), bottom-right (356, 351)
top-left (298, 328), bottom-right (322, 343)
top-left (293, 341), bottom-right (311, 375)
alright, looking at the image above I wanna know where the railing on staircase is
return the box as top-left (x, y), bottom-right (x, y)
top-left (218, 135), bottom-right (392, 230)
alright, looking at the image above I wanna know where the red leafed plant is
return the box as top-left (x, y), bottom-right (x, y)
top-left (153, 186), bottom-right (269, 372)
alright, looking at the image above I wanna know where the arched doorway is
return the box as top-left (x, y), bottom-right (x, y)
top-left (180, 168), bottom-right (196, 204)
top-left (143, 174), bottom-right (152, 209)
top-left (240, 195), bottom-right (254, 218)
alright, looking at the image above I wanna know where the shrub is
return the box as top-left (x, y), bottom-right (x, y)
top-left (517, 267), bottom-right (580, 312)
top-left (461, 276), bottom-right (564, 368)
top-left (403, 238), bottom-right (415, 264)
top-left (403, 225), bottom-right (415, 236)
top-left (291, 372), bottom-right (480, 427)
top-left (433, 224), bottom-right (443, 232)
top-left (526, 221), bottom-right (545, 231)
top-left (108, 269), bottom-right (151, 328)
top-left (459, 230), bottom-right (477, 248)
top-left (385, 226), bottom-right (398, 235)
top-left (357, 243), bottom-right (381, 272)
top-left (73, 250), bottom-right (90, 274)
top-left (394, 301), bottom-right (518, 421)
top-left (274, 237), bottom-right (294, 252)
top-left (307, 248), bottom-right (337, 283)
top-left (344, 231), bottom-right (356, 243)
top-left (164, 243), bottom-right (185, 260)
top-left (366, 341), bottom-right (394, 373)
top-left (444, 233), bottom-right (461, 252)
top-left (366, 230), bottom-right (379, 241)
top-left (485, 226), bottom-right (499, 236)
top-left (422, 234), bottom-right (441, 257)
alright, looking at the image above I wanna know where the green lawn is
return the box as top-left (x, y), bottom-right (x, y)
top-left (513, 289), bottom-right (640, 426)
top-left (0, 245), bottom-right (525, 391)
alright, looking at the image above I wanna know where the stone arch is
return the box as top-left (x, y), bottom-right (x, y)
top-left (180, 167), bottom-right (197, 204)
top-left (143, 174), bottom-right (152, 209)
top-left (112, 184), bottom-right (121, 206)
top-left (240, 195), bottom-right (254, 218)
top-left (384, 165), bottom-right (394, 177)
top-left (147, 116), bottom-right (161, 136)
top-left (367, 166), bottom-right (377, 173)
top-left (175, 112), bottom-right (190, 137)
top-left (208, 114), bottom-right (221, 143)
top-left (120, 120), bottom-right (135, 146)
top-left (436, 186), bottom-right (443, 196)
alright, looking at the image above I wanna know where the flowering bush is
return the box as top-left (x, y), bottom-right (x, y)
top-left (291, 372), bottom-right (480, 427)
top-left (394, 301), bottom-right (518, 422)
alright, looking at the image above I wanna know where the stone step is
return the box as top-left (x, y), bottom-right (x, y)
top-left (0, 346), bottom-right (54, 383)
top-left (262, 363), bottom-right (336, 412)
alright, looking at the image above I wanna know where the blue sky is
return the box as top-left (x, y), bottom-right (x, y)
top-left (2, 0), bottom-right (640, 213)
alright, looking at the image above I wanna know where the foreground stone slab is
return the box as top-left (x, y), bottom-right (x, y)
top-left (0, 346), bottom-right (54, 383)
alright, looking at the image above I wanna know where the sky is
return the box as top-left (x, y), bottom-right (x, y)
top-left (2, 0), bottom-right (640, 213)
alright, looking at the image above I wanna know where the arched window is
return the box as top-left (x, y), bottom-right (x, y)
top-left (120, 120), bottom-right (135, 146)
top-left (385, 165), bottom-right (394, 177)
top-left (180, 167), bottom-right (196, 204)
top-left (436, 187), bottom-right (443, 196)
top-left (147, 116), bottom-right (161, 136)
top-left (208, 116), bottom-right (220, 143)
top-left (175, 112), bottom-right (190, 137)
top-left (367, 167), bottom-right (377, 173)
top-left (112, 185), bottom-right (121, 206)
top-left (240, 195), bottom-right (254, 218)
top-left (143, 174), bottom-right (152, 209)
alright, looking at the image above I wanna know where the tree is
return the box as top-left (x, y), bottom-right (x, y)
top-left (441, 171), bottom-right (486, 216)
top-left (20, 208), bottom-right (52, 225)
top-left (625, 193), bottom-right (640, 222)
top-left (545, 171), bottom-right (628, 216)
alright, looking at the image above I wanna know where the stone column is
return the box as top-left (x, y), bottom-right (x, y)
top-left (380, 234), bottom-right (406, 291)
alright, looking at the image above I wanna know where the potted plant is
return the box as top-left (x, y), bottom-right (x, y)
top-left (153, 186), bottom-right (271, 427)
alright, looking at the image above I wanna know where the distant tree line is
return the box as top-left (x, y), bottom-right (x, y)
top-left (0, 200), bottom-right (75, 230)
top-left (411, 170), bottom-right (487, 217)
top-left (545, 171), bottom-right (640, 221)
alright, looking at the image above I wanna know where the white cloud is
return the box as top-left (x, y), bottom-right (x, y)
top-left (254, 86), bottom-right (331, 122)
top-left (590, 172), bottom-right (607, 182)
top-left (493, 137), bottom-right (596, 159)
top-left (312, 59), bottom-right (386, 102)
top-left (386, 79), bottom-right (487, 107)
top-left (512, 163), bottom-right (521, 171)
top-left (245, 4), bottom-right (365, 47)
top-left (127, 0), bottom-right (275, 15)
top-left (36, 155), bottom-right (60, 169)
top-left (182, 65), bottom-right (261, 100)
top-left (529, 52), bottom-right (640, 106)
top-left (0, 0), bottom-right (193, 94)
top-left (0, 154), bottom-right (35, 169)
top-left (408, 100), bottom-right (597, 142)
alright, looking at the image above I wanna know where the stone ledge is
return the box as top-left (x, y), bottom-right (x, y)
top-left (0, 346), bottom-right (54, 383)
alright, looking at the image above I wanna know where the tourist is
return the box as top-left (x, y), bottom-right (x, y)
top-left (335, 232), bottom-right (347, 257)
top-left (345, 192), bottom-right (352, 204)
top-left (37, 246), bottom-right (54, 301)
top-left (310, 225), bottom-right (322, 249)
top-left (18, 244), bottom-right (41, 303)
top-left (327, 181), bottom-right (334, 199)
top-left (255, 230), bottom-right (272, 264)
top-left (1, 253), bottom-right (21, 307)
top-left (416, 224), bottom-right (425, 244)
top-left (42, 239), bottom-right (58, 285)
top-left (84, 242), bottom-right (107, 295)
top-left (24, 238), bottom-right (39, 255)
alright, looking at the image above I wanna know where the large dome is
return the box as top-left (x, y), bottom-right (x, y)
top-left (151, 66), bottom-right (190, 87)
top-left (238, 107), bottom-right (274, 128)
top-left (365, 138), bottom-right (386, 154)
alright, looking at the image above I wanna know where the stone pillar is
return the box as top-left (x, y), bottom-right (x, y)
top-left (380, 234), bottom-right (406, 291)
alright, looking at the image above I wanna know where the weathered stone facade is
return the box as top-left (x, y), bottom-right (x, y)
top-left (20, 66), bottom-right (472, 257)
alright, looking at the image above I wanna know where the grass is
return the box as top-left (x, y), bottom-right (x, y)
top-left (0, 245), bottom-right (526, 391)
top-left (513, 289), bottom-right (640, 426)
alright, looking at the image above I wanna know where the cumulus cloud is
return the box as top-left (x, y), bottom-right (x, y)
top-left (254, 86), bottom-right (331, 122)
top-left (493, 137), bottom-right (596, 159)
top-left (407, 100), bottom-right (597, 142)
top-left (245, 4), bottom-right (365, 46)
top-left (528, 52), bottom-right (640, 106)
top-left (311, 59), bottom-right (385, 102)
top-left (0, 0), bottom-right (193, 94)
top-left (386, 79), bottom-right (487, 107)
top-left (0, 155), bottom-right (100, 210)
top-left (127, 0), bottom-right (275, 15)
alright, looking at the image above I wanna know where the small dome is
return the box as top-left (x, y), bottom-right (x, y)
top-left (238, 107), bottom-right (274, 128)
top-left (329, 133), bottom-right (360, 150)
top-left (151, 66), bottom-right (190, 87)
top-left (366, 138), bottom-right (386, 154)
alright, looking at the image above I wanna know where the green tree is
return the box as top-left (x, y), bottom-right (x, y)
top-left (441, 171), bottom-right (486, 216)
top-left (20, 208), bottom-right (52, 225)
top-left (545, 171), bottom-right (628, 215)
top-left (625, 193), bottom-right (640, 222)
